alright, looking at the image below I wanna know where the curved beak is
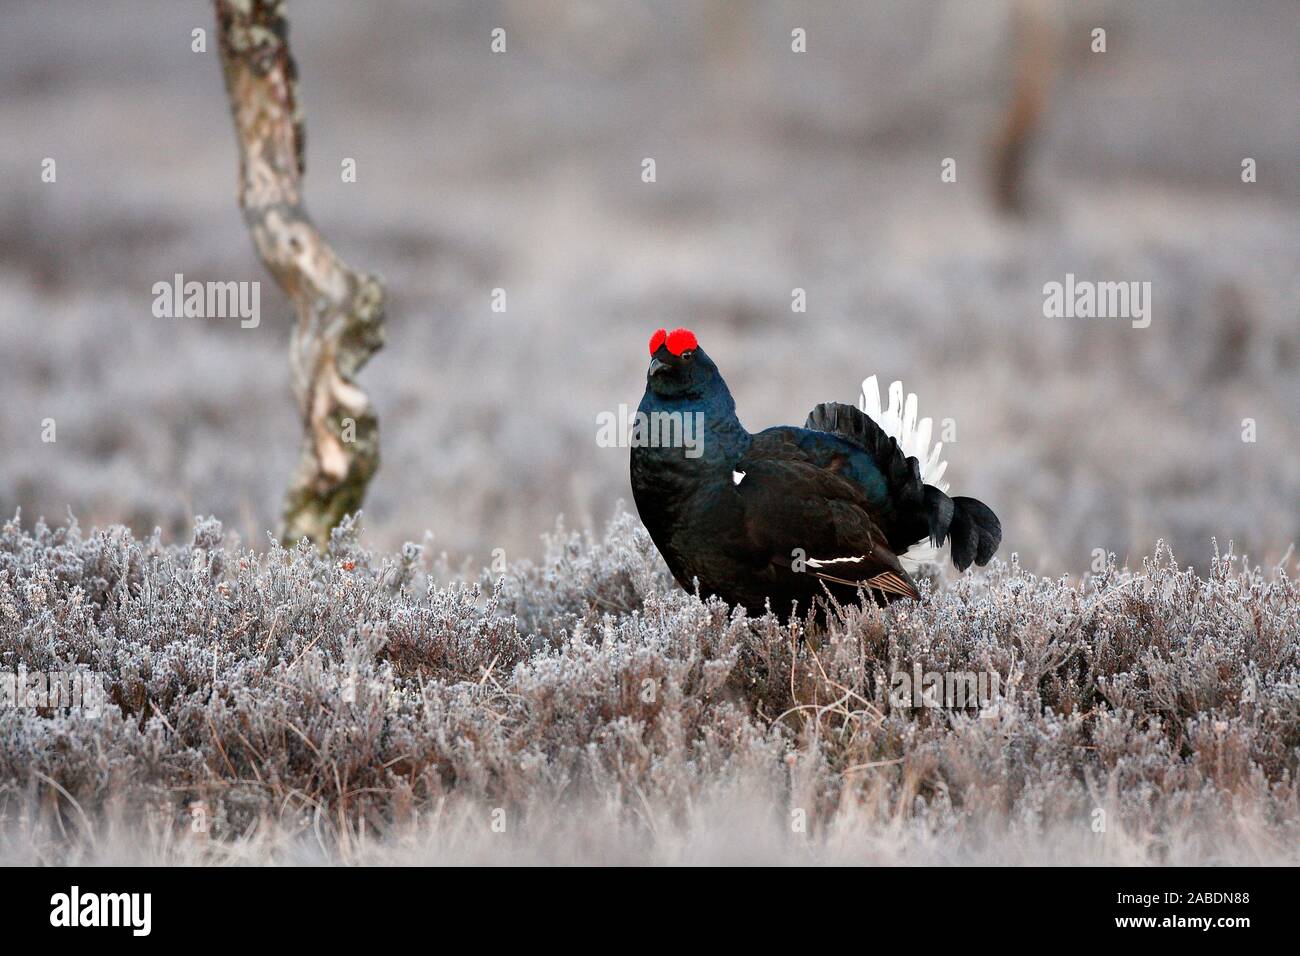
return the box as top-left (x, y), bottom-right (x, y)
top-left (648, 357), bottom-right (669, 377)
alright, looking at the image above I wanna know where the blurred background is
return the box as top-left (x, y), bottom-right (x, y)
top-left (1, 0), bottom-right (1296, 574)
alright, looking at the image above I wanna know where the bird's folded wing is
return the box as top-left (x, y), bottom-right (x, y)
top-left (731, 451), bottom-right (920, 600)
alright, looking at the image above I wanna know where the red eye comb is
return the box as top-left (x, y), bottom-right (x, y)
top-left (665, 328), bottom-right (697, 356)
top-left (648, 328), bottom-right (667, 355)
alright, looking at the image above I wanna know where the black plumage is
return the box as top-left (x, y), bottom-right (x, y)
top-left (629, 329), bottom-right (1001, 619)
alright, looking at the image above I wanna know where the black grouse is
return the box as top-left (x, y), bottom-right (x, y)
top-left (629, 327), bottom-right (1000, 618)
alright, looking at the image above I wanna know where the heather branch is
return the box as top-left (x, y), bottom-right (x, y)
top-left (214, 0), bottom-right (384, 546)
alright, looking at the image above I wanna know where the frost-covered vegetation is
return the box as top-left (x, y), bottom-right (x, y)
top-left (2, 512), bottom-right (1296, 864)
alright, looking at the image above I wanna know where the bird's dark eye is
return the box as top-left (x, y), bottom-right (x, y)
top-left (681, 350), bottom-right (694, 361)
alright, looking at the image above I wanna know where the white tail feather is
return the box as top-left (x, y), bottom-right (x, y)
top-left (859, 375), bottom-right (951, 570)
top-left (858, 375), bottom-right (950, 493)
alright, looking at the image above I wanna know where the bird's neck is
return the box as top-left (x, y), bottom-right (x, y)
top-left (636, 387), bottom-right (750, 467)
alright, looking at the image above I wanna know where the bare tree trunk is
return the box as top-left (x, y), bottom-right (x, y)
top-left (989, 0), bottom-right (1057, 215)
top-left (214, 0), bottom-right (385, 546)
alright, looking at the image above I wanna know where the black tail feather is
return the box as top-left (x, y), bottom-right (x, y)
top-left (923, 485), bottom-right (954, 547)
top-left (949, 496), bottom-right (1001, 570)
top-left (948, 503), bottom-right (975, 569)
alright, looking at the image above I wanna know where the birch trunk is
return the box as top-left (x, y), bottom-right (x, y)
top-left (214, 0), bottom-right (385, 546)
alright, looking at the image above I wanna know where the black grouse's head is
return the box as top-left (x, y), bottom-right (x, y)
top-left (645, 328), bottom-right (724, 400)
